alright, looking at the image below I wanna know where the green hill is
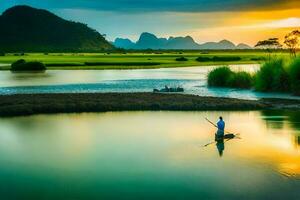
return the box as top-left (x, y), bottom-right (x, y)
top-left (0, 5), bottom-right (114, 52)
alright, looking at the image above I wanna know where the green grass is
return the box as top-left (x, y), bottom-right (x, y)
top-left (228, 72), bottom-right (253, 89)
top-left (196, 56), bottom-right (241, 62)
top-left (0, 51), bottom-right (291, 70)
top-left (208, 66), bottom-right (253, 89)
top-left (175, 57), bottom-right (188, 61)
top-left (206, 57), bottom-right (300, 95)
top-left (254, 58), bottom-right (290, 92)
top-left (208, 66), bottom-right (233, 87)
top-left (289, 57), bottom-right (300, 95)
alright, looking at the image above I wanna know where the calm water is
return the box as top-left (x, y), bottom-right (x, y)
top-left (1, 111), bottom-right (300, 199)
top-left (0, 64), bottom-right (298, 100)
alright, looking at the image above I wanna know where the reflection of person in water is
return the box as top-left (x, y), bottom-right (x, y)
top-left (215, 137), bottom-right (225, 157)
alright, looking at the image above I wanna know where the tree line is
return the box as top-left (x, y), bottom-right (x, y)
top-left (255, 30), bottom-right (300, 57)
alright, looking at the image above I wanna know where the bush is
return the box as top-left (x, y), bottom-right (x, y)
top-left (196, 57), bottom-right (211, 62)
top-left (45, 63), bottom-right (85, 67)
top-left (0, 52), bottom-right (5, 56)
top-left (228, 72), bottom-right (253, 89)
top-left (11, 59), bottom-right (26, 68)
top-left (84, 62), bottom-right (160, 66)
top-left (208, 66), bottom-right (253, 89)
top-left (212, 56), bottom-right (241, 62)
top-left (11, 59), bottom-right (46, 71)
top-left (251, 57), bottom-right (265, 61)
top-left (289, 57), bottom-right (300, 95)
top-left (176, 57), bottom-right (188, 61)
top-left (254, 59), bottom-right (290, 92)
top-left (208, 66), bottom-right (233, 87)
top-left (196, 56), bottom-right (241, 62)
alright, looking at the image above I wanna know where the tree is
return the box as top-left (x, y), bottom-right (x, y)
top-left (11, 59), bottom-right (46, 71)
top-left (284, 30), bottom-right (300, 58)
top-left (255, 38), bottom-right (282, 60)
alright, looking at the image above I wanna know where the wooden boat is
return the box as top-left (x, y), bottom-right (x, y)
top-left (215, 133), bottom-right (235, 141)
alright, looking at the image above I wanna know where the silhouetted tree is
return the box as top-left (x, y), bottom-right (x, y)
top-left (255, 38), bottom-right (282, 60)
top-left (284, 30), bottom-right (300, 57)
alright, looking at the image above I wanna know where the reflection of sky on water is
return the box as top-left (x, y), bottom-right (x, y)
top-left (0, 111), bottom-right (300, 199)
top-left (0, 64), bottom-right (299, 100)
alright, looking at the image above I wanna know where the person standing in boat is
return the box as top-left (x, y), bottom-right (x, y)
top-left (216, 116), bottom-right (225, 139)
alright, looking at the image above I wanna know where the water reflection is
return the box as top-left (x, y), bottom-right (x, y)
top-left (214, 135), bottom-right (239, 157)
top-left (295, 135), bottom-right (300, 147)
top-left (216, 139), bottom-right (225, 157)
top-left (0, 111), bottom-right (299, 199)
top-left (260, 110), bottom-right (300, 148)
top-left (1, 65), bottom-right (300, 100)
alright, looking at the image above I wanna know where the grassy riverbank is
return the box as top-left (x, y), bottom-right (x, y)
top-left (0, 51), bottom-right (290, 70)
top-left (207, 57), bottom-right (300, 96)
top-left (1, 92), bottom-right (300, 117)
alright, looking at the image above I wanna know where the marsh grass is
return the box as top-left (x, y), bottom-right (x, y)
top-left (228, 72), bottom-right (253, 89)
top-left (289, 57), bottom-right (300, 95)
top-left (208, 66), bottom-right (253, 89)
top-left (208, 57), bottom-right (300, 94)
top-left (254, 58), bottom-right (290, 92)
top-left (208, 66), bottom-right (233, 87)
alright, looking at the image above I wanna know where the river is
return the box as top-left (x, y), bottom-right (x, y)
top-left (0, 111), bottom-right (300, 199)
top-left (0, 64), bottom-right (298, 100)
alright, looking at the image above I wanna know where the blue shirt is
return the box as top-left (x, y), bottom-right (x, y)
top-left (217, 120), bottom-right (225, 131)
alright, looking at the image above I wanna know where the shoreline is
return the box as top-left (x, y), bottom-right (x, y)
top-left (0, 61), bottom-right (259, 70)
top-left (1, 92), bottom-right (300, 117)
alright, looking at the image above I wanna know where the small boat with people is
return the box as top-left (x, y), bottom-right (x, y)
top-left (201, 117), bottom-right (241, 156)
top-left (153, 85), bottom-right (184, 93)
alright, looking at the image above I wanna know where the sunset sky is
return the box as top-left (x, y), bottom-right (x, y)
top-left (1, 0), bottom-right (300, 46)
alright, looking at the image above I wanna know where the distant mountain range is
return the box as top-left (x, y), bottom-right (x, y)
top-left (114, 32), bottom-right (252, 50)
top-left (0, 5), bottom-right (252, 52)
top-left (0, 6), bottom-right (114, 52)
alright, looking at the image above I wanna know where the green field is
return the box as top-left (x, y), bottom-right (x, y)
top-left (0, 51), bottom-right (291, 70)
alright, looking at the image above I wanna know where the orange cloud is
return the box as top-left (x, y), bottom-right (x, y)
top-left (177, 8), bottom-right (300, 45)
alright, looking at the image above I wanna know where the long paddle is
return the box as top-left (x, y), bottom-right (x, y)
top-left (201, 118), bottom-right (241, 147)
top-left (202, 137), bottom-right (235, 147)
top-left (205, 118), bottom-right (238, 135)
